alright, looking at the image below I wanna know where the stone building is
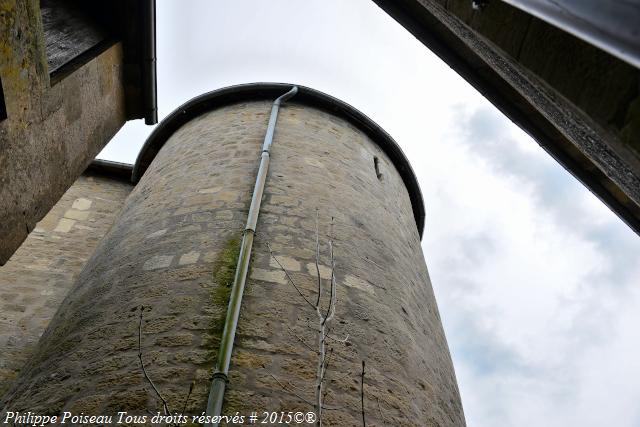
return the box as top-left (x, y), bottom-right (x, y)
top-left (3, 1), bottom-right (639, 268)
top-left (0, 0), bottom-right (157, 265)
top-left (1, 2), bottom-right (639, 426)
top-left (1, 83), bottom-right (465, 425)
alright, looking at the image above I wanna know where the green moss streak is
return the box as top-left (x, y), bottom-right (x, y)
top-left (209, 237), bottom-right (241, 336)
top-left (0, 369), bottom-right (18, 397)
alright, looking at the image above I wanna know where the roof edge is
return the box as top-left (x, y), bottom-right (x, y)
top-left (132, 83), bottom-right (425, 237)
top-left (86, 159), bottom-right (134, 182)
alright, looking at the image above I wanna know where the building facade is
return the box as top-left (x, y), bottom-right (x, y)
top-left (0, 0), bottom-right (156, 265)
top-left (1, 84), bottom-right (465, 426)
top-left (2, 3), bottom-right (639, 424)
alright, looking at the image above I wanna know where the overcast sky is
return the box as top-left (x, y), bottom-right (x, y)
top-left (98, 1), bottom-right (640, 425)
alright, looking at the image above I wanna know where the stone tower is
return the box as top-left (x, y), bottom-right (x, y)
top-left (1, 83), bottom-right (465, 426)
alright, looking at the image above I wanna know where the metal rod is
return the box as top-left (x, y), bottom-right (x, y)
top-left (205, 85), bottom-right (298, 426)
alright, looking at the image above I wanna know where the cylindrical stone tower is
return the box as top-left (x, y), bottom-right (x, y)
top-left (2, 84), bottom-right (465, 426)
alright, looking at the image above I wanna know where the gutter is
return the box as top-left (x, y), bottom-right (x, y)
top-left (205, 86), bottom-right (299, 426)
top-left (141, 0), bottom-right (157, 125)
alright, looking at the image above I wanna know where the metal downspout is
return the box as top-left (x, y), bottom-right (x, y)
top-left (205, 85), bottom-right (299, 425)
top-left (142, 0), bottom-right (157, 125)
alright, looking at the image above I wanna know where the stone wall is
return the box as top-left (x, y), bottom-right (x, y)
top-left (2, 101), bottom-right (465, 426)
top-left (0, 0), bottom-right (128, 264)
top-left (0, 172), bottom-right (132, 397)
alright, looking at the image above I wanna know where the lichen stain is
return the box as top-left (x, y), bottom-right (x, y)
top-left (209, 236), bottom-right (241, 337)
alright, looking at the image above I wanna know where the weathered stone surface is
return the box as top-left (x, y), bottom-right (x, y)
top-left (0, 0), bottom-right (128, 265)
top-left (0, 172), bottom-right (132, 396)
top-left (2, 100), bottom-right (465, 426)
top-left (143, 255), bottom-right (174, 271)
top-left (250, 268), bottom-right (287, 285)
top-left (179, 251), bottom-right (201, 265)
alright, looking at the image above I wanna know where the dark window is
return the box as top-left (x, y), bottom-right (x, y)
top-left (0, 77), bottom-right (6, 121)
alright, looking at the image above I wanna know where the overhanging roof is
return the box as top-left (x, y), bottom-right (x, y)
top-left (372, 0), bottom-right (640, 235)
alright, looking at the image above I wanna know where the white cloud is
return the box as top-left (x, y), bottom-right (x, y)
top-left (98, 1), bottom-right (640, 425)
top-left (427, 106), bottom-right (640, 426)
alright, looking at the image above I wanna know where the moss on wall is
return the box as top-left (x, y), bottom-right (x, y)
top-left (209, 236), bottom-right (241, 336)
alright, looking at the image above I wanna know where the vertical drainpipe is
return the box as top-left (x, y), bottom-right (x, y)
top-left (205, 86), bottom-right (299, 426)
top-left (142, 0), bottom-right (158, 125)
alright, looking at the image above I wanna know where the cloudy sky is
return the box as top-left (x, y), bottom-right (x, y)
top-left (98, 1), bottom-right (640, 425)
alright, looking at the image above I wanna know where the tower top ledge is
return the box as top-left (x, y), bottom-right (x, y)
top-left (132, 82), bottom-right (425, 237)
